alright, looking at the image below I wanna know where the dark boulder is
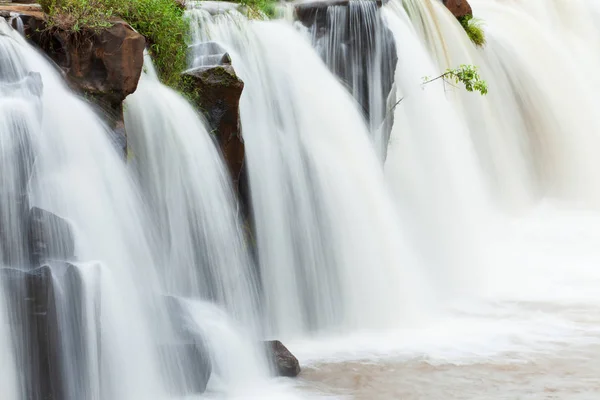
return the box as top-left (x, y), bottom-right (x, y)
top-left (264, 340), bottom-right (301, 377)
top-left (181, 65), bottom-right (246, 202)
top-left (295, 0), bottom-right (384, 26)
top-left (28, 207), bottom-right (75, 267)
top-left (295, 0), bottom-right (396, 159)
top-left (442, 0), bottom-right (472, 18)
top-left (0, 262), bottom-right (91, 400)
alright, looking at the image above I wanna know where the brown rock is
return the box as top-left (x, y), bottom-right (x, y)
top-left (264, 340), bottom-right (301, 378)
top-left (442, 0), bottom-right (472, 18)
top-left (0, 10), bottom-right (145, 156)
top-left (32, 20), bottom-right (144, 156)
top-left (34, 21), bottom-right (145, 107)
top-left (182, 65), bottom-right (245, 194)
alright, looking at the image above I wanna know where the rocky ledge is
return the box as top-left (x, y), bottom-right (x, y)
top-left (0, 5), bottom-right (145, 156)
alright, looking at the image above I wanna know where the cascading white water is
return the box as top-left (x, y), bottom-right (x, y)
top-left (0, 19), bottom-right (176, 400)
top-left (187, 6), bottom-right (430, 338)
top-left (405, 0), bottom-right (600, 210)
top-left (124, 56), bottom-right (259, 327)
top-left (302, 0), bottom-right (397, 159)
top-left (379, 0), bottom-right (492, 298)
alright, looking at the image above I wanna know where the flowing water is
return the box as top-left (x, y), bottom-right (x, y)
top-left (124, 55), bottom-right (259, 327)
top-left (188, 0), bottom-right (600, 398)
top-left (2, 0), bottom-right (600, 398)
top-left (187, 6), bottom-right (430, 339)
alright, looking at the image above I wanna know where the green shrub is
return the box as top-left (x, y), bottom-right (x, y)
top-left (458, 15), bottom-right (485, 47)
top-left (39, 0), bottom-right (188, 88)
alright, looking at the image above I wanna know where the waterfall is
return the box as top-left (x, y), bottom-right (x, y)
top-left (0, 19), bottom-right (187, 399)
top-left (373, 0), bottom-right (491, 298)
top-left (405, 0), bottom-right (600, 210)
top-left (187, 6), bottom-right (430, 338)
top-left (299, 0), bottom-right (397, 159)
top-left (124, 55), bottom-right (259, 328)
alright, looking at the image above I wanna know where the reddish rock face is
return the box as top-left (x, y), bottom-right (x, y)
top-left (1, 9), bottom-right (145, 156)
top-left (442, 0), bottom-right (472, 18)
top-left (40, 21), bottom-right (145, 107)
top-left (0, 9), bottom-right (144, 107)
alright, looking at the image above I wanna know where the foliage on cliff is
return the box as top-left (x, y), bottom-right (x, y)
top-left (39, 0), bottom-right (188, 88)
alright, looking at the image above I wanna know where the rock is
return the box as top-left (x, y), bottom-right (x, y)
top-left (44, 21), bottom-right (145, 105)
top-left (34, 20), bottom-right (144, 156)
top-left (296, 0), bottom-right (396, 159)
top-left (0, 262), bottom-right (90, 399)
top-left (442, 0), bottom-right (472, 18)
top-left (34, 21), bottom-right (145, 124)
top-left (161, 296), bottom-right (212, 394)
top-left (182, 65), bottom-right (246, 195)
top-left (295, 0), bottom-right (384, 26)
top-left (0, 96), bottom-right (36, 266)
top-left (189, 41), bottom-right (232, 67)
top-left (0, 10), bottom-right (144, 157)
top-left (28, 207), bottom-right (75, 266)
top-left (264, 340), bottom-right (301, 377)
top-left (0, 4), bottom-right (46, 40)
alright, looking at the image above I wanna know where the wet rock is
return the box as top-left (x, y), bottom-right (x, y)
top-left (0, 9), bottom-right (144, 156)
top-left (295, 0), bottom-right (384, 26)
top-left (182, 65), bottom-right (246, 195)
top-left (38, 21), bottom-right (145, 106)
top-left (28, 207), bottom-right (75, 266)
top-left (296, 0), bottom-right (396, 159)
top-left (161, 296), bottom-right (212, 394)
top-left (0, 4), bottom-right (46, 32)
top-left (189, 41), bottom-right (232, 67)
top-left (442, 0), bottom-right (472, 18)
top-left (264, 340), bottom-right (301, 377)
top-left (34, 20), bottom-right (143, 155)
top-left (159, 343), bottom-right (212, 394)
top-left (0, 262), bottom-right (88, 400)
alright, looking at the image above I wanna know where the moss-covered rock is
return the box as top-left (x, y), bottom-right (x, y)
top-left (181, 65), bottom-right (246, 199)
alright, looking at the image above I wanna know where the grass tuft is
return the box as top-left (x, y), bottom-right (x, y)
top-left (458, 15), bottom-right (486, 47)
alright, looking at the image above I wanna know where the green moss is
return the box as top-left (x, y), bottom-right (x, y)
top-left (214, 0), bottom-right (277, 19)
top-left (178, 73), bottom-right (204, 109)
top-left (39, 0), bottom-right (189, 88)
top-left (458, 15), bottom-right (486, 47)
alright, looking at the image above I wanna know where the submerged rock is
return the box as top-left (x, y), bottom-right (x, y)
top-left (264, 340), bottom-right (301, 377)
top-left (442, 0), bottom-right (472, 18)
top-left (161, 296), bottom-right (212, 394)
top-left (295, 0), bottom-right (397, 159)
top-left (181, 65), bottom-right (246, 203)
top-left (0, 262), bottom-right (89, 400)
top-left (295, 0), bottom-right (384, 26)
top-left (28, 207), bottom-right (75, 267)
